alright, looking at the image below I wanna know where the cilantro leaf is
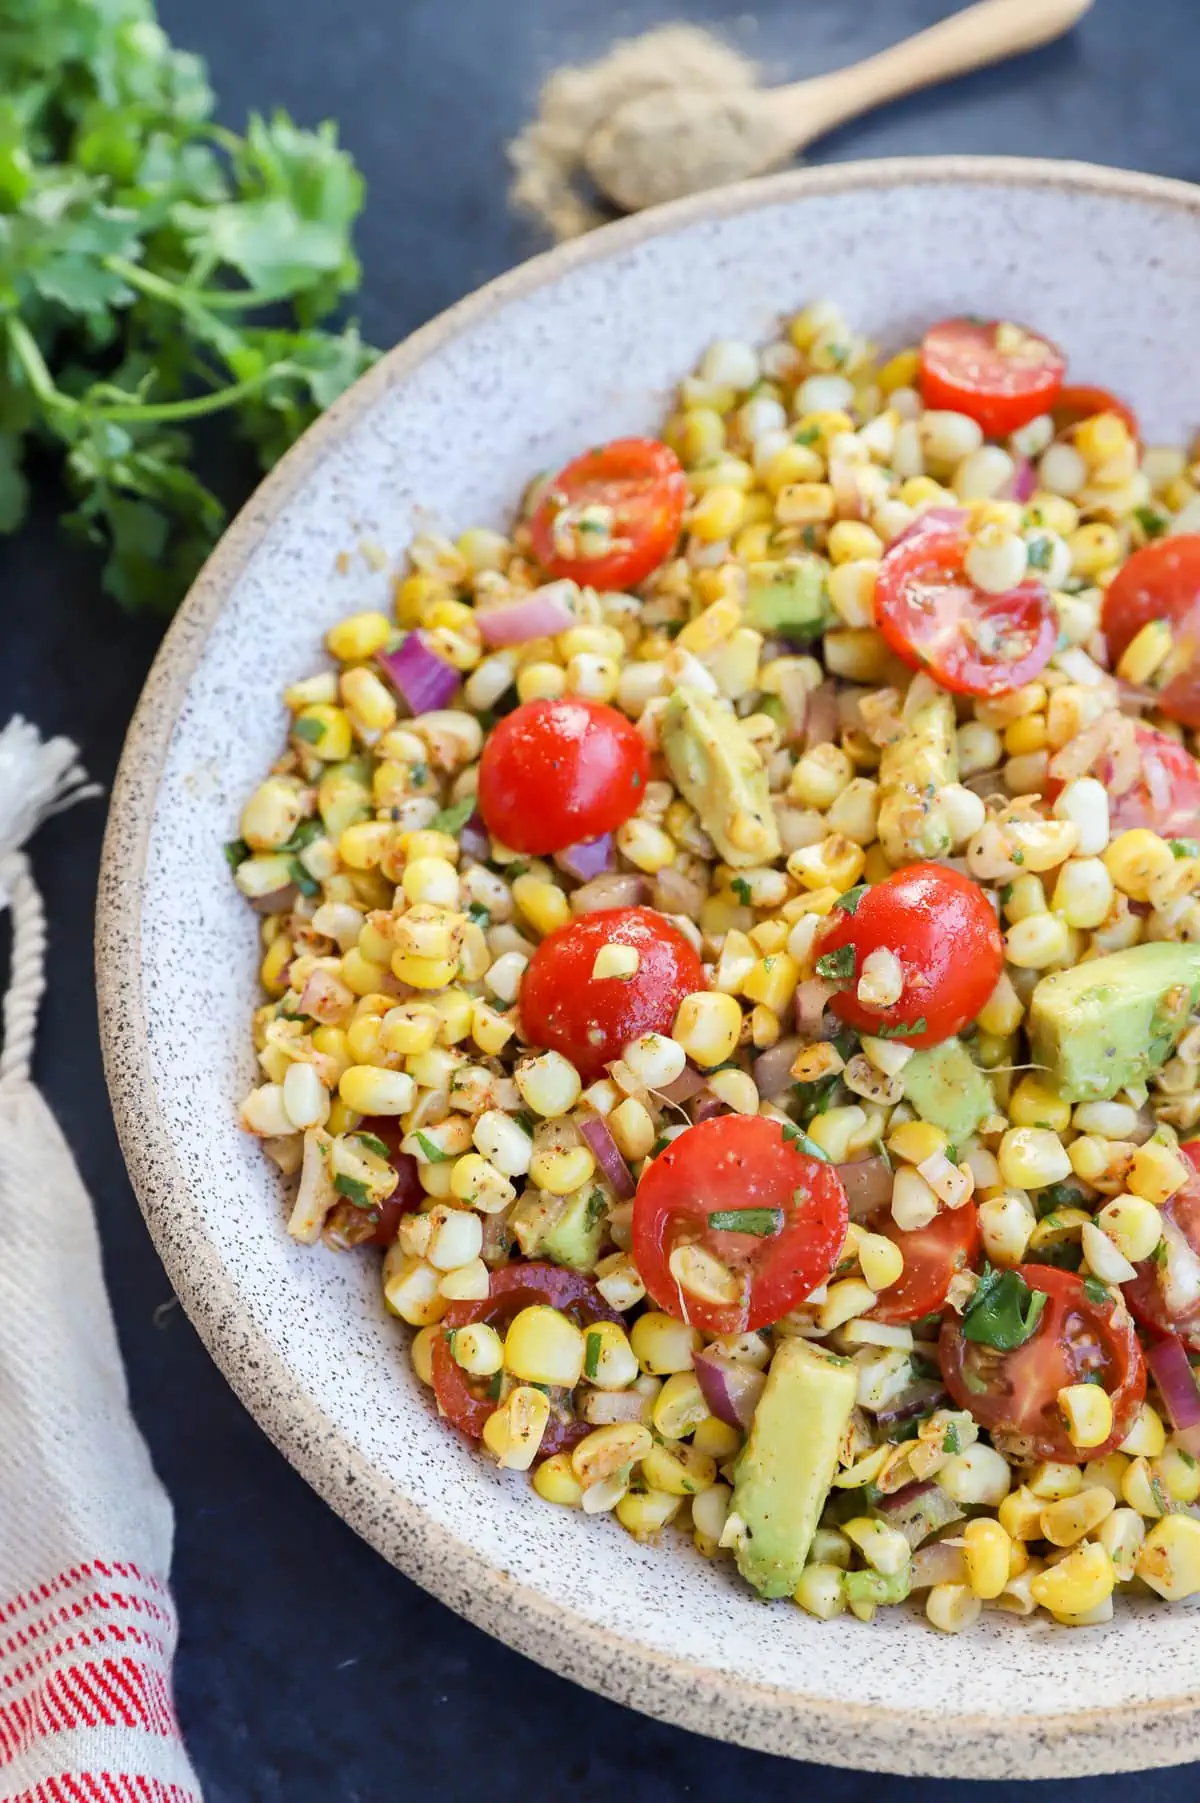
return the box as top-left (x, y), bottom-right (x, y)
top-left (350, 1131), bottom-right (391, 1161)
top-left (224, 837), bottom-right (249, 869)
top-left (731, 877), bottom-right (753, 905)
top-left (961, 1263), bottom-right (1048, 1352)
top-left (835, 884), bottom-right (868, 915)
top-left (707, 1207), bottom-right (784, 1236)
top-left (781, 1122), bottom-right (831, 1162)
top-left (815, 942), bottom-right (856, 983)
top-left (1171, 839), bottom-right (1200, 859)
top-left (333, 1172), bottom-right (372, 1210)
top-left (875, 1017), bottom-right (926, 1039)
top-left (432, 797), bottom-right (478, 836)
top-left (414, 1131), bottom-right (453, 1164)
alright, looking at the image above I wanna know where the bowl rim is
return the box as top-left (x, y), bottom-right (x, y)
top-left (97, 155), bottom-right (1200, 1778)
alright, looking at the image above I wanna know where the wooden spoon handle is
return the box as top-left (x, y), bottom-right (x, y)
top-left (777, 0), bottom-right (1093, 145)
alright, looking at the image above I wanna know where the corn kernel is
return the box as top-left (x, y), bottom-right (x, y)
top-left (672, 990), bottom-right (743, 1068)
top-left (504, 1305), bottom-right (586, 1387)
top-left (1096, 1193), bottom-right (1163, 1264)
top-left (630, 1312), bottom-right (701, 1375)
top-left (926, 1584), bottom-right (982, 1635)
top-left (533, 1451), bottom-right (584, 1507)
top-left (529, 1144), bottom-right (595, 1196)
top-left (1118, 1402), bottom-right (1167, 1459)
top-left (1030, 1541), bottom-right (1115, 1616)
top-left (1136, 1515), bottom-right (1200, 1601)
top-left (997, 1127), bottom-right (1071, 1190)
top-left (1104, 828), bottom-right (1176, 902)
top-left (1127, 1140), bottom-right (1189, 1206)
top-left (1116, 618), bottom-right (1174, 686)
top-left (1058, 1384), bottom-right (1114, 1451)
top-left (741, 951), bottom-right (801, 1013)
top-left (962, 1518), bottom-right (1012, 1600)
top-left (294, 704), bottom-right (353, 761)
top-left (483, 1385), bottom-right (551, 1471)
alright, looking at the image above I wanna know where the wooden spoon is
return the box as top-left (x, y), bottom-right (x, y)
top-left (585, 0), bottom-right (1094, 213)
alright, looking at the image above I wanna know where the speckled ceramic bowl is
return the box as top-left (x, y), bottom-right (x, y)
top-left (98, 158), bottom-right (1200, 1778)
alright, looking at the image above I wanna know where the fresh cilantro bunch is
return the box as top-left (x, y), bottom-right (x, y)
top-left (0, 0), bottom-right (378, 609)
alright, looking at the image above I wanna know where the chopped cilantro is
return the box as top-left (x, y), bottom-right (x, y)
top-left (584, 1330), bottom-right (602, 1381)
top-left (943, 1422), bottom-right (961, 1455)
top-left (1010, 848), bottom-right (1025, 866)
top-left (487, 1371), bottom-right (504, 1402)
top-left (224, 838), bottom-right (249, 870)
top-left (432, 797), bottom-right (478, 835)
top-left (1134, 505), bottom-right (1168, 540)
top-left (999, 883), bottom-right (1014, 906)
top-left (1083, 1275), bottom-right (1112, 1308)
top-left (415, 1131), bottom-right (454, 1164)
top-left (707, 1207), bottom-right (784, 1236)
top-left (513, 1110), bottom-right (536, 1137)
top-left (1025, 534), bottom-right (1053, 571)
top-left (835, 884), bottom-right (868, 916)
top-left (815, 942), bottom-right (856, 983)
top-left (467, 901), bottom-right (491, 927)
top-left (351, 1131), bottom-right (391, 1161)
top-left (649, 1135), bottom-right (671, 1159)
top-left (293, 715), bottom-right (326, 745)
top-left (333, 1172), bottom-right (372, 1210)
top-left (1171, 839), bottom-right (1200, 860)
top-left (731, 877), bottom-right (753, 905)
top-left (875, 1017), bottom-right (926, 1039)
top-left (410, 762), bottom-right (430, 786)
top-left (791, 1073), bottom-right (841, 1126)
top-left (961, 1262), bottom-right (1048, 1352)
top-left (288, 857), bottom-right (320, 897)
top-left (801, 524), bottom-right (820, 550)
top-left (781, 1123), bottom-right (830, 1162)
top-left (584, 1190), bottom-right (607, 1229)
top-left (794, 423), bottom-right (821, 446)
top-left (283, 818), bottom-right (324, 853)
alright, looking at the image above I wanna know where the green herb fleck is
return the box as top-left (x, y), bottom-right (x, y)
top-left (801, 524), bottom-right (820, 550)
top-left (410, 762), bottom-right (429, 786)
top-left (1083, 1275), bottom-right (1111, 1308)
top-left (1134, 505), bottom-right (1168, 540)
top-left (781, 1124), bottom-right (830, 1162)
top-left (1025, 534), bottom-right (1053, 571)
top-left (1180, 1449), bottom-right (1198, 1470)
top-left (293, 716), bottom-right (327, 745)
top-left (943, 1422), bottom-right (961, 1455)
top-left (649, 1135), bottom-right (671, 1159)
top-left (333, 1172), bottom-right (372, 1210)
top-left (1171, 839), bottom-right (1200, 859)
top-left (467, 901), bottom-right (491, 927)
top-left (284, 818), bottom-right (324, 853)
top-left (707, 1207), bottom-right (784, 1236)
top-left (794, 423), bottom-right (821, 446)
top-left (731, 877), bottom-right (753, 905)
top-left (791, 1073), bottom-right (841, 1126)
top-left (351, 1131), bottom-right (391, 1161)
top-left (432, 797), bottom-right (478, 835)
top-left (875, 1017), bottom-right (927, 1039)
top-left (961, 1263), bottom-right (1048, 1352)
top-left (999, 883), bottom-right (1014, 906)
top-left (584, 1331), bottom-right (602, 1380)
top-left (487, 1370), bottom-right (504, 1402)
top-left (224, 838), bottom-right (249, 869)
top-left (288, 857), bottom-right (320, 896)
top-left (1010, 848), bottom-right (1025, 866)
top-left (835, 884), bottom-right (868, 916)
top-left (513, 1110), bottom-right (536, 1138)
top-left (415, 1131), bottom-right (454, 1164)
top-left (815, 943), bottom-right (856, 983)
top-left (584, 1190), bottom-right (607, 1229)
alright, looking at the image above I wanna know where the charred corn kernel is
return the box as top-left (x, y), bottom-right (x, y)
top-left (693, 1415), bottom-right (741, 1461)
top-left (937, 1444), bottom-right (1012, 1507)
top-left (1008, 1076), bottom-right (1072, 1132)
top-left (483, 1385), bottom-right (551, 1471)
top-left (593, 944), bottom-right (640, 981)
top-left (857, 1231), bottom-right (903, 1292)
top-left (672, 990), bottom-right (742, 1068)
top-left (1154, 1445), bottom-right (1200, 1506)
top-left (571, 1421), bottom-right (652, 1488)
top-left (516, 661), bottom-right (567, 703)
top-left (808, 1105), bottom-right (868, 1165)
top-left (1128, 1140), bottom-right (1189, 1205)
top-left (533, 1452), bottom-right (584, 1507)
top-left (449, 1153), bottom-right (514, 1214)
top-left (1096, 1193), bottom-right (1163, 1264)
top-left (817, 1278), bottom-right (877, 1331)
top-left (641, 1439), bottom-right (717, 1498)
top-left (1028, 1460), bottom-right (1083, 1502)
top-left (1005, 912), bottom-right (1070, 969)
top-left (793, 1564), bottom-right (847, 1620)
top-left (565, 651), bottom-right (620, 702)
top-left (1096, 1508), bottom-right (1146, 1582)
top-left (1031, 1542), bottom-right (1115, 1616)
top-left (1122, 1455), bottom-right (1164, 1517)
top-left (295, 704), bottom-right (352, 760)
top-left (1040, 1485), bottom-right (1116, 1547)
top-left (529, 1144), bottom-right (595, 1195)
top-left (608, 1097), bottom-right (656, 1162)
top-left (338, 820), bottom-right (391, 870)
top-left (450, 1321), bottom-right (504, 1377)
top-left (888, 1121), bottom-right (948, 1165)
top-left (926, 1584), bottom-right (982, 1635)
top-left (382, 1252), bottom-right (447, 1327)
top-left (998, 1127), bottom-right (1071, 1190)
top-left (1138, 1514), bottom-right (1200, 1600)
top-left (341, 665), bottom-right (398, 736)
top-left (741, 951), bottom-right (801, 1012)
top-left (470, 999), bottom-right (515, 1057)
top-left (515, 1050), bottom-right (582, 1118)
top-left (1067, 521), bottom-right (1121, 577)
top-left (391, 952), bottom-right (457, 990)
top-left (843, 1517), bottom-right (910, 1576)
top-left (1104, 828), bottom-right (1176, 901)
top-left (616, 818), bottom-right (676, 874)
top-left (1058, 1384), bottom-right (1115, 1452)
top-left (999, 1486), bottom-right (1045, 1541)
top-left (504, 1306), bottom-right (586, 1387)
top-left (1118, 1402), bottom-right (1167, 1459)
top-left (511, 874), bottom-right (570, 937)
top-left (616, 1488), bottom-right (684, 1539)
top-left (707, 1068), bottom-right (759, 1115)
top-left (260, 934), bottom-right (293, 997)
top-left (338, 1065), bottom-right (415, 1116)
top-left (789, 743), bottom-right (854, 808)
top-left (402, 856), bottom-right (460, 908)
top-left (621, 1031), bottom-right (686, 1090)
top-left (631, 1311), bottom-right (702, 1376)
top-left (962, 1519), bottom-right (1012, 1600)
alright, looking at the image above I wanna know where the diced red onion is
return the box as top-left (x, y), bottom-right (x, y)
top-left (874, 1379), bottom-right (951, 1428)
top-left (582, 1388), bottom-right (647, 1424)
top-left (658, 1067), bottom-right (708, 1105)
top-left (1160, 1210), bottom-right (1200, 1323)
top-left (694, 1091), bottom-right (725, 1121)
top-left (692, 1347), bottom-right (766, 1429)
top-left (653, 866), bottom-right (708, 917)
top-left (1147, 1335), bottom-right (1200, 1455)
top-left (803, 681), bottom-right (839, 751)
top-left (247, 882), bottom-right (298, 916)
top-left (795, 977), bottom-right (837, 1037)
top-left (837, 1154), bottom-right (894, 1221)
top-left (569, 873), bottom-right (649, 915)
top-left (298, 966), bottom-right (355, 1025)
top-left (459, 811), bottom-right (491, 861)
top-left (476, 580), bottom-right (577, 647)
top-left (554, 834), bottom-right (615, 882)
top-left (1117, 680), bottom-right (1158, 716)
top-left (579, 1115), bottom-right (635, 1200)
top-left (377, 633), bottom-right (459, 715)
top-left (1000, 454), bottom-right (1036, 504)
top-left (752, 1036), bottom-right (803, 1099)
top-left (910, 1538), bottom-right (968, 1587)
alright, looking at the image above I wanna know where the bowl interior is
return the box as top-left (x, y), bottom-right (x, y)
top-left (105, 161), bottom-right (1200, 1778)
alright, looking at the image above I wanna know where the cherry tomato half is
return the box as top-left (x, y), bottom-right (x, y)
top-left (1047, 722), bottom-right (1200, 843)
top-left (1051, 384), bottom-right (1139, 443)
top-left (919, 317), bottom-right (1066, 438)
top-left (476, 697), bottom-right (649, 856)
top-left (1123, 1149), bottom-right (1200, 1344)
top-left (1102, 536), bottom-right (1200, 729)
top-left (813, 864), bottom-right (1005, 1048)
top-left (939, 1264), bottom-right (1145, 1462)
top-left (521, 905), bottom-right (705, 1081)
top-left (632, 1114), bottom-right (849, 1335)
top-left (431, 1263), bottom-right (620, 1453)
top-left (869, 1203), bottom-right (982, 1326)
top-left (875, 516), bottom-right (1056, 698)
top-left (530, 437), bottom-right (688, 591)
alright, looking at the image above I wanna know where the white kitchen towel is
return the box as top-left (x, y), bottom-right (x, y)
top-left (0, 720), bottom-right (202, 1802)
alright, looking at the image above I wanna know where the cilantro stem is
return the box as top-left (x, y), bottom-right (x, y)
top-left (106, 254), bottom-right (282, 315)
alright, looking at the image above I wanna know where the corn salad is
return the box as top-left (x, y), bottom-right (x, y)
top-left (230, 303), bottom-right (1200, 1633)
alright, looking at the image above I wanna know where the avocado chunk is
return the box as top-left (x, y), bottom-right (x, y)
top-left (743, 557), bottom-right (833, 640)
top-left (1029, 942), bottom-right (1200, 1103)
top-left (661, 684), bottom-right (781, 868)
top-left (539, 1184), bottom-right (607, 1271)
top-left (902, 1038), bottom-right (993, 1140)
top-left (877, 679), bottom-right (958, 864)
top-left (725, 1337), bottom-right (857, 1599)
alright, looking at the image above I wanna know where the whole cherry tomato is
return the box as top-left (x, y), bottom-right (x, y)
top-left (520, 906), bottom-right (705, 1080)
top-left (632, 1114), bottom-right (849, 1335)
top-left (476, 697), bottom-right (649, 856)
top-left (1051, 384), bottom-right (1139, 442)
top-left (919, 316), bottom-right (1066, 437)
top-left (530, 437), bottom-right (688, 590)
top-left (812, 863), bottom-right (1005, 1048)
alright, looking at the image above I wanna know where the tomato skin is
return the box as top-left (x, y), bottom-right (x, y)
top-left (919, 317), bottom-right (1066, 437)
top-left (939, 1264), bottom-right (1145, 1462)
top-left (1052, 385), bottom-right (1139, 442)
top-left (1123, 1156), bottom-right (1200, 1341)
top-left (530, 437), bottom-right (688, 590)
top-left (356, 1117), bottom-right (423, 1246)
top-left (632, 1114), bottom-right (849, 1334)
top-left (521, 906), bottom-right (705, 1080)
top-left (431, 1263), bottom-right (620, 1453)
top-left (1048, 722), bottom-right (1200, 842)
top-left (869, 1203), bottom-right (981, 1325)
top-left (476, 697), bottom-right (649, 855)
top-left (875, 519), bottom-right (1056, 698)
top-left (814, 864), bottom-right (1005, 1048)
top-left (1102, 536), bottom-right (1200, 729)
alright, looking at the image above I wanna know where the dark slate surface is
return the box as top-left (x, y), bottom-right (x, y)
top-left (5, 1), bottom-right (1198, 1795)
